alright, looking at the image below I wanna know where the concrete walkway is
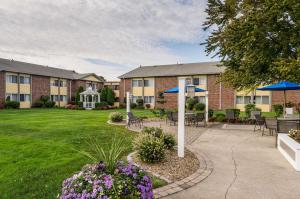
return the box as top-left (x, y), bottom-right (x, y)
top-left (163, 125), bottom-right (300, 199)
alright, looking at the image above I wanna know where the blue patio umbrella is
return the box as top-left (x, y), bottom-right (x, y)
top-left (257, 81), bottom-right (300, 114)
top-left (164, 86), bottom-right (205, 93)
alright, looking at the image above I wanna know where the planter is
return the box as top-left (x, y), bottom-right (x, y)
top-left (277, 133), bottom-right (300, 171)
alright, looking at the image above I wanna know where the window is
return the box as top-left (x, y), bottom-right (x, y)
top-left (6, 93), bottom-right (18, 101)
top-left (144, 96), bottom-right (154, 104)
top-left (236, 96), bottom-right (251, 104)
top-left (112, 85), bottom-right (119, 90)
top-left (196, 96), bottom-right (206, 103)
top-left (19, 76), bottom-right (30, 84)
top-left (51, 95), bottom-right (58, 102)
top-left (236, 96), bottom-right (243, 104)
top-left (185, 78), bottom-right (192, 85)
top-left (6, 75), bottom-right (18, 83)
top-left (244, 96), bottom-right (251, 104)
top-left (87, 82), bottom-right (97, 90)
top-left (255, 96), bottom-right (269, 105)
top-left (262, 96), bottom-right (269, 104)
top-left (132, 96), bottom-right (142, 103)
top-left (20, 94), bottom-right (30, 102)
top-left (52, 80), bottom-right (65, 87)
top-left (132, 80), bottom-right (143, 87)
top-left (144, 80), bottom-right (154, 87)
top-left (60, 95), bottom-right (67, 102)
top-left (193, 77), bottom-right (206, 85)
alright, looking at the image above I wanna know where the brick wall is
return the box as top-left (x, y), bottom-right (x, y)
top-left (0, 71), bottom-right (5, 103)
top-left (32, 75), bottom-right (50, 103)
top-left (155, 77), bottom-right (178, 109)
top-left (119, 79), bottom-right (131, 104)
top-left (272, 90), bottom-right (300, 107)
top-left (207, 75), bottom-right (220, 110)
top-left (71, 80), bottom-right (86, 100)
top-left (220, 81), bottom-right (235, 109)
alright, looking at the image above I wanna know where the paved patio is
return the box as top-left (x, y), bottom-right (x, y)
top-left (132, 122), bottom-right (300, 199)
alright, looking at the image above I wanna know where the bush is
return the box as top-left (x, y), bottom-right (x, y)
top-left (32, 100), bottom-right (44, 108)
top-left (186, 97), bottom-right (197, 110)
top-left (109, 112), bottom-right (123, 122)
top-left (45, 101), bottom-right (55, 108)
top-left (225, 109), bottom-right (240, 118)
top-left (96, 101), bottom-right (109, 108)
top-left (135, 134), bottom-right (165, 163)
top-left (273, 104), bottom-right (283, 117)
top-left (163, 134), bottom-right (176, 149)
top-left (40, 95), bottom-right (50, 104)
top-left (208, 109), bottom-right (214, 118)
top-left (145, 103), bottom-right (151, 109)
top-left (142, 127), bottom-right (164, 138)
top-left (215, 113), bottom-right (226, 122)
top-left (194, 102), bottom-right (205, 111)
top-left (5, 101), bottom-right (20, 109)
top-left (130, 103), bottom-right (137, 109)
top-left (60, 161), bottom-right (153, 199)
top-left (142, 127), bottom-right (176, 149)
top-left (245, 104), bottom-right (256, 118)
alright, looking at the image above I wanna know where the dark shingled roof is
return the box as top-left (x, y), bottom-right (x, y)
top-left (0, 58), bottom-right (104, 81)
top-left (118, 61), bottom-right (224, 78)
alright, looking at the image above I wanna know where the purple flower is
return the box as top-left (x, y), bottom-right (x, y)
top-left (103, 175), bottom-right (113, 189)
top-left (97, 161), bottom-right (105, 172)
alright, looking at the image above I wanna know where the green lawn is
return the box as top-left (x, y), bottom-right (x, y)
top-left (0, 108), bottom-right (153, 199)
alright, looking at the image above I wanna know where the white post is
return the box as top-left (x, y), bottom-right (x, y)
top-left (205, 91), bottom-right (209, 124)
top-left (178, 77), bottom-right (186, 158)
top-left (126, 92), bottom-right (131, 124)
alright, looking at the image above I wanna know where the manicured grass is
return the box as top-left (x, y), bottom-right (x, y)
top-left (0, 108), bottom-right (153, 199)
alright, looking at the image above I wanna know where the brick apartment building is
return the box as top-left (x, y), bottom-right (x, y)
top-left (0, 58), bottom-right (105, 108)
top-left (119, 62), bottom-right (300, 112)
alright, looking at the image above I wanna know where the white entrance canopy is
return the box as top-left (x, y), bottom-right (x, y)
top-left (80, 87), bottom-right (100, 109)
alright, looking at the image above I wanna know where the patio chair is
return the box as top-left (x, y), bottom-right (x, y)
top-left (249, 111), bottom-right (261, 124)
top-left (254, 114), bottom-right (265, 133)
top-left (264, 118), bottom-right (277, 136)
top-left (166, 112), bottom-right (173, 124)
top-left (193, 112), bottom-right (205, 127)
top-left (226, 110), bottom-right (236, 124)
top-left (171, 112), bottom-right (178, 126)
top-left (185, 113), bottom-right (195, 126)
top-left (127, 112), bottom-right (143, 128)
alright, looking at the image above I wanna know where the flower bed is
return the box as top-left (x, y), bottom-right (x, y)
top-left (60, 161), bottom-right (153, 199)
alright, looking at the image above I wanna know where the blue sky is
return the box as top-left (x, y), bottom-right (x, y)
top-left (0, 0), bottom-right (218, 80)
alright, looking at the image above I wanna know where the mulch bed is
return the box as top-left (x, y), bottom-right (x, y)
top-left (133, 148), bottom-right (200, 182)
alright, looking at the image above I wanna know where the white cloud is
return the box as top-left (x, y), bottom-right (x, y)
top-left (0, 0), bottom-right (208, 80)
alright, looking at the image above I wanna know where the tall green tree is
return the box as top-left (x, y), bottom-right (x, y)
top-left (203, 0), bottom-right (300, 90)
top-left (106, 88), bottom-right (116, 106)
top-left (100, 87), bottom-right (108, 102)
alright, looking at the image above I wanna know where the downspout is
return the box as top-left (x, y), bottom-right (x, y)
top-left (17, 73), bottom-right (20, 102)
top-left (142, 77), bottom-right (145, 101)
top-left (219, 75), bottom-right (222, 109)
top-left (69, 80), bottom-right (72, 102)
top-left (58, 78), bottom-right (61, 107)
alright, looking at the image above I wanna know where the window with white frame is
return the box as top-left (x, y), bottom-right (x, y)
top-left (196, 96), bottom-right (206, 103)
top-left (52, 80), bottom-right (65, 87)
top-left (19, 75), bottom-right (30, 84)
top-left (236, 96), bottom-right (251, 104)
top-left (6, 93), bottom-right (18, 101)
top-left (144, 96), bottom-right (154, 104)
top-left (132, 96), bottom-right (142, 103)
top-left (6, 75), bottom-right (18, 83)
top-left (144, 79), bottom-right (154, 87)
top-left (132, 80), bottom-right (143, 87)
top-left (19, 94), bottom-right (30, 102)
top-left (185, 78), bottom-right (192, 85)
top-left (51, 95), bottom-right (67, 102)
top-left (193, 77), bottom-right (206, 85)
top-left (255, 96), bottom-right (269, 105)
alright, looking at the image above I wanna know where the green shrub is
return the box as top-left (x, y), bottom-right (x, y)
top-left (45, 101), bottom-right (55, 108)
top-left (96, 101), bottom-right (109, 108)
top-left (32, 100), bottom-right (44, 108)
top-left (273, 104), bottom-right (283, 117)
top-left (186, 97), bottom-right (197, 110)
top-left (194, 102), bottom-right (205, 111)
top-left (215, 113), bottom-right (226, 122)
top-left (163, 134), bottom-right (176, 149)
top-left (225, 109), bottom-right (240, 118)
top-left (134, 134), bottom-right (165, 163)
top-left (142, 127), bottom-right (163, 138)
top-left (40, 95), bottom-right (50, 104)
top-left (145, 103), bottom-right (151, 109)
top-left (109, 112), bottom-right (123, 122)
top-left (208, 109), bottom-right (214, 118)
top-left (130, 103), bottom-right (137, 109)
top-left (5, 101), bottom-right (20, 109)
top-left (245, 104), bottom-right (256, 118)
